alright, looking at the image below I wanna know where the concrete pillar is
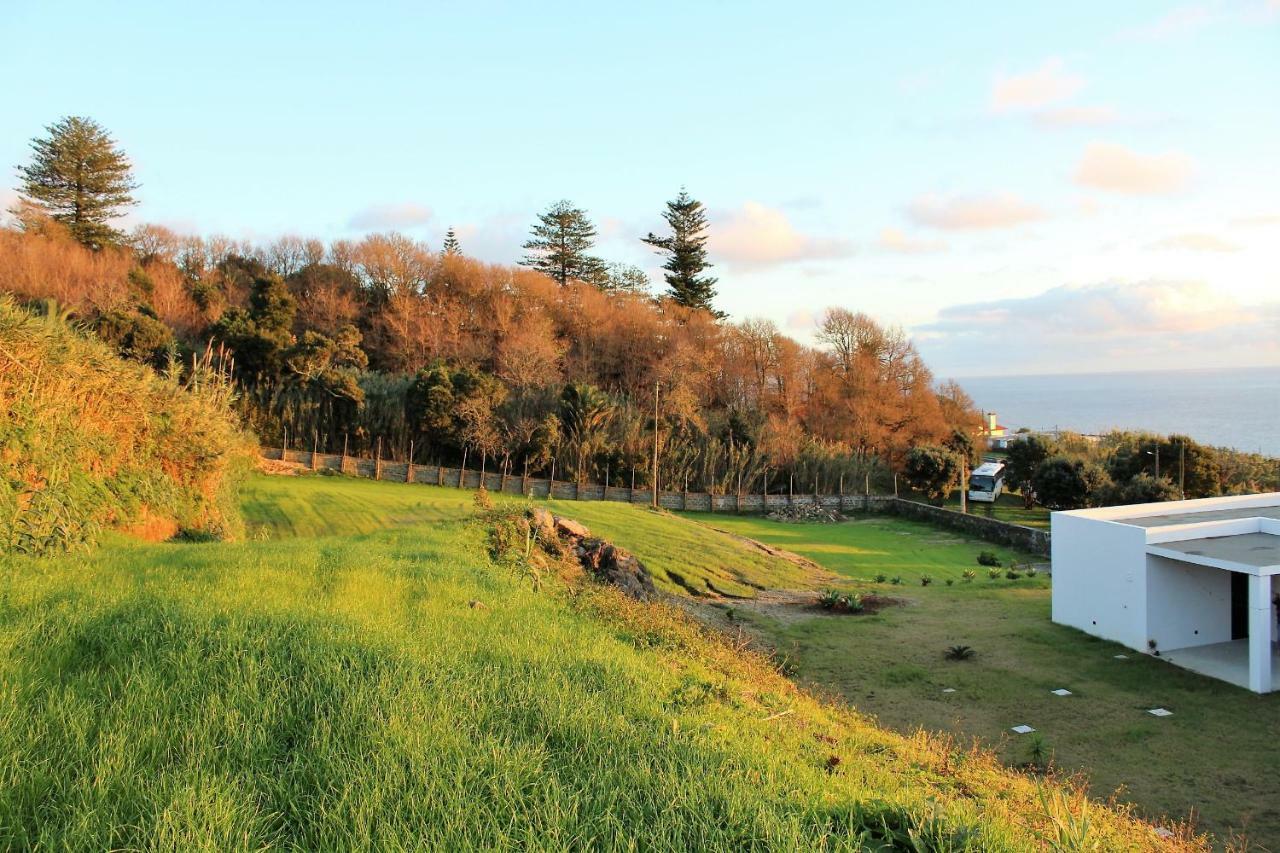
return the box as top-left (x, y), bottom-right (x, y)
top-left (1248, 573), bottom-right (1272, 693)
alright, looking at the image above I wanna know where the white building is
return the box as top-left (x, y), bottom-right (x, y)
top-left (1052, 493), bottom-right (1280, 693)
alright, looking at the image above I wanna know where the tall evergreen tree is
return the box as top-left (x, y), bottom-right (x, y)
top-left (642, 189), bottom-right (719, 316)
top-left (442, 226), bottom-right (461, 256)
top-left (519, 200), bottom-right (605, 286)
top-left (15, 116), bottom-right (138, 248)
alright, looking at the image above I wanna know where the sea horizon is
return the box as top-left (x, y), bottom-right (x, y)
top-left (958, 365), bottom-right (1280, 457)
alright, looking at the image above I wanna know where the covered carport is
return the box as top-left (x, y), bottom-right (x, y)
top-left (1147, 532), bottom-right (1280, 693)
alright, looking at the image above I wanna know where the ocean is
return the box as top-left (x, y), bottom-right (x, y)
top-left (958, 367), bottom-right (1280, 457)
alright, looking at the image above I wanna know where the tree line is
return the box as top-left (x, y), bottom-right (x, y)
top-left (900, 429), bottom-right (1277, 509)
top-left (4, 116), bottom-right (970, 495)
top-left (8, 115), bottom-right (1274, 504)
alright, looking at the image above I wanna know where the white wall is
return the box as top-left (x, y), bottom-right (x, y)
top-left (1051, 512), bottom-right (1150, 649)
top-left (1144, 555), bottom-right (1232, 650)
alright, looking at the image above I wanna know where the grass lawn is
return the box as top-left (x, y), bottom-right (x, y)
top-left (898, 490), bottom-right (1051, 530)
top-left (242, 474), bottom-right (826, 597)
top-left (682, 512), bottom-right (1280, 844)
top-left (2, 473), bottom-right (1183, 849)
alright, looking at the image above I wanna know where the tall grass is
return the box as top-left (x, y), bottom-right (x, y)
top-left (0, 297), bottom-right (255, 553)
top-left (0, 490), bottom-right (1197, 850)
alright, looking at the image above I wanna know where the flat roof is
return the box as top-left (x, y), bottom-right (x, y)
top-left (1117, 506), bottom-right (1280, 528)
top-left (1150, 532), bottom-right (1280, 570)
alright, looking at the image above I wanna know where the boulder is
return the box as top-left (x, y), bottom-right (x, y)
top-left (577, 538), bottom-right (657, 601)
top-left (553, 515), bottom-right (591, 540)
top-left (528, 507), bottom-right (556, 537)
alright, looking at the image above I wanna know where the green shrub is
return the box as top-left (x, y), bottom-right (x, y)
top-left (874, 573), bottom-right (887, 583)
top-left (944, 645), bottom-right (976, 661)
top-left (819, 589), bottom-right (865, 613)
top-left (961, 570), bottom-right (977, 582)
top-left (988, 568), bottom-right (1002, 580)
top-left (977, 551), bottom-right (1001, 567)
top-left (920, 575), bottom-right (933, 587)
top-left (1026, 566), bottom-right (1039, 577)
top-left (1006, 569), bottom-right (1023, 580)
top-left (945, 579), bottom-right (954, 586)
top-left (0, 297), bottom-right (254, 554)
top-left (890, 576), bottom-right (903, 586)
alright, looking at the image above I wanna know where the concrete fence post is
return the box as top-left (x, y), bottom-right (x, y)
top-left (407, 440), bottom-right (414, 484)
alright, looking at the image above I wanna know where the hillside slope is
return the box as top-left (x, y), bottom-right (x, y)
top-left (0, 474), bottom-right (1198, 849)
top-left (0, 297), bottom-right (254, 553)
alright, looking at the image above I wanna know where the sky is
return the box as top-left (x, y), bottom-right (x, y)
top-left (2, 0), bottom-right (1278, 378)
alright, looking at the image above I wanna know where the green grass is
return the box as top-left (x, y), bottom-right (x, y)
top-left (899, 490), bottom-right (1051, 530)
top-left (542, 499), bottom-right (824, 597)
top-left (242, 474), bottom-right (825, 597)
top-left (687, 512), bottom-right (1042, 585)
top-left (240, 472), bottom-right (478, 537)
top-left (0, 474), bottom-right (1183, 850)
top-left (688, 512), bottom-right (1280, 844)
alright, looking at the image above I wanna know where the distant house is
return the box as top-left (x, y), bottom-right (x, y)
top-left (1052, 493), bottom-right (1280, 693)
top-left (979, 412), bottom-right (1011, 449)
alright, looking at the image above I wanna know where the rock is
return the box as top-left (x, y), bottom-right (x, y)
top-left (767, 503), bottom-right (847, 523)
top-left (528, 507), bottom-right (556, 536)
top-left (553, 515), bottom-right (591, 540)
top-left (577, 538), bottom-right (657, 601)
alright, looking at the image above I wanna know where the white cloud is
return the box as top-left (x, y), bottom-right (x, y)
top-left (347, 202), bottom-right (433, 231)
top-left (1032, 106), bottom-right (1122, 128)
top-left (922, 280), bottom-right (1256, 337)
top-left (990, 59), bottom-right (1083, 111)
top-left (711, 202), bottom-right (853, 269)
top-left (786, 309), bottom-right (819, 331)
top-left (906, 193), bottom-right (1045, 231)
top-left (876, 227), bottom-right (946, 254)
top-left (0, 188), bottom-right (22, 225)
top-left (1122, 4), bottom-right (1217, 40)
top-left (916, 280), bottom-right (1280, 374)
top-left (1074, 142), bottom-right (1193, 194)
top-left (1149, 232), bottom-right (1241, 252)
top-left (1231, 213), bottom-right (1280, 227)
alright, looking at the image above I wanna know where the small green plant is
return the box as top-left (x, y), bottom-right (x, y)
top-left (961, 569), bottom-right (976, 582)
top-left (1005, 569), bottom-right (1023, 580)
top-left (874, 573), bottom-right (887, 583)
top-left (988, 567), bottom-right (1002, 580)
top-left (819, 589), bottom-right (865, 613)
top-left (945, 578), bottom-right (954, 586)
top-left (473, 485), bottom-right (494, 511)
top-left (1026, 566), bottom-right (1038, 577)
top-left (920, 575), bottom-right (933, 587)
top-left (1025, 734), bottom-right (1049, 770)
top-left (1034, 785), bottom-right (1096, 850)
top-left (944, 644), bottom-right (976, 661)
top-left (977, 551), bottom-right (1002, 567)
top-left (890, 576), bottom-right (903, 586)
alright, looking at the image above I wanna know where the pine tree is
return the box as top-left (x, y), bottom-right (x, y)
top-left (15, 116), bottom-right (139, 248)
top-left (442, 227), bottom-right (461, 256)
top-left (519, 200), bottom-right (605, 286)
top-left (642, 189), bottom-right (719, 316)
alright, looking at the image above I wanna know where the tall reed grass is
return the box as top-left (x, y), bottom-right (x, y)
top-left (0, 297), bottom-right (255, 554)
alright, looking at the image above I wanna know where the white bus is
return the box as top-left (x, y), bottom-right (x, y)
top-left (967, 461), bottom-right (1006, 503)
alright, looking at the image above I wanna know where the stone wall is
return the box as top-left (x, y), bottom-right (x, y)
top-left (884, 499), bottom-right (1050, 556)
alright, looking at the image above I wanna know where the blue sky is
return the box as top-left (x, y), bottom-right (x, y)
top-left (3, 0), bottom-right (1278, 377)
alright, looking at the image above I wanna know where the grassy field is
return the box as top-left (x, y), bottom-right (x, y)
top-left (241, 474), bottom-right (827, 597)
top-left (689, 511), bottom-right (1280, 845)
top-left (899, 491), bottom-right (1052, 530)
top-left (0, 473), bottom-right (1185, 849)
